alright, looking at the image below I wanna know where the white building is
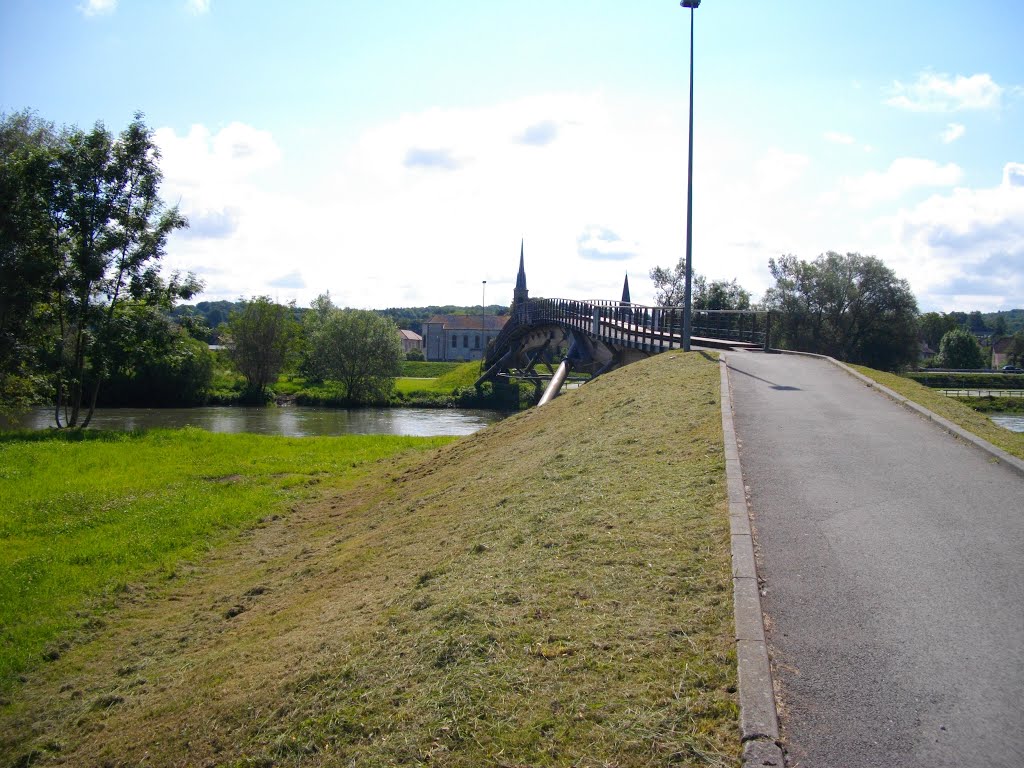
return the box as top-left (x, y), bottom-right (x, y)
top-left (422, 314), bottom-right (508, 362)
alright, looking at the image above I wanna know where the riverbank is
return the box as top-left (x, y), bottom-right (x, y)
top-left (1, 350), bottom-right (739, 767)
top-left (856, 365), bottom-right (1024, 458)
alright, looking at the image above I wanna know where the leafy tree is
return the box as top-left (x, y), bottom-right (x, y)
top-left (967, 311), bottom-right (988, 333)
top-left (694, 275), bottom-right (751, 310)
top-left (100, 308), bottom-right (214, 406)
top-left (1, 111), bottom-right (195, 425)
top-left (226, 296), bottom-right (298, 401)
top-left (649, 260), bottom-right (751, 310)
top-left (918, 312), bottom-right (959, 351)
top-left (299, 292), bottom-right (337, 383)
top-left (306, 295), bottom-right (402, 404)
top-left (938, 328), bottom-right (986, 369)
top-left (406, 347), bottom-right (425, 361)
top-left (0, 111), bottom-right (62, 412)
top-left (762, 252), bottom-right (919, 370)
top-left (1005, 332), bottom-right (1024, 366)
top-left (49, 114), bottom-right (194, 427)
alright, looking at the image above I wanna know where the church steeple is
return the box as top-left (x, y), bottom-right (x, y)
top-left (621, 273), bottom-right (631, 304)
top-left (514, 239), bottom-right (528, 307)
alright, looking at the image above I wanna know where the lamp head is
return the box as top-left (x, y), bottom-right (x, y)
top-left (680, 0), bottom-right (701, 7)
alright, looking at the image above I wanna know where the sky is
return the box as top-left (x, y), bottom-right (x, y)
top-left (2, 0), bottom-right (1023, 313)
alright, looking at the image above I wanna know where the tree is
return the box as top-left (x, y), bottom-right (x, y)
top-left (649, 259), bottom-right (751, 310)
top-left (305, 295), bottom-right (402, 404)
top-left (694, 275), bottom-right (751, 310)
top-left (1005, 332), bottom-right (1024, 366)
top-left (226, 296), bottom-right (298, 401)
top-left (918, 312), bottom-right (959, 351)
top-left (938, 328), bottom-right (986, 369)
top-left (0, 111), bottom-right (61, 412)
top-left (100, 307), bottom-right (214, 406)
top-left (762, 252), bottom-right (919, 370)
top-left (1, 111), bottom-right (195, 425)
top-left (49, 114), bottom-right (195, 427)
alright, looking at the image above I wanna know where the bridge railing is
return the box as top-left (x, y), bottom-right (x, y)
top-left (485, 298), bottom-right (771, 367)
top-left (536, 298), bottom-right (769, 351)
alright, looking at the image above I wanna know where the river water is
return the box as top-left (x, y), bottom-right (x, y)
top-left (1, 406), bottom-right (508, 437)
top-left (990, 413), bottom-right (1024, 433)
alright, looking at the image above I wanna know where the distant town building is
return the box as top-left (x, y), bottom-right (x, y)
top-left (398, 329), bottom-right (423, 354)
top-left (422, 314), bottom-right (508, 362)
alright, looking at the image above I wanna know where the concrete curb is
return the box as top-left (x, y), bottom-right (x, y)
top-left (772, 349), bottom-right (1024, 479)
top-left (719, 356), bottom-right (786, 766)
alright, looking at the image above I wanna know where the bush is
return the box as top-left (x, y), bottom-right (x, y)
top-left (938, 328), bottom-right (986, 369)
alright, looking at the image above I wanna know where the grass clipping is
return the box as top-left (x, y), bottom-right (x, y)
top-left (2, 351), bottom-right (738, 767)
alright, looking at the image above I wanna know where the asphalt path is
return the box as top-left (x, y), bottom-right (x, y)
top-left (726, 351), bottom-right (1024, 768)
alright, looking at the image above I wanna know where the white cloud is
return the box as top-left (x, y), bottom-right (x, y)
top-left (889, 162), bottom-right (1024, 311)
top-left (78, 0), bottom-right (116, 16)
top-left (156, 122), bottom-right (293, 300)
top-left (886, 72), bottom-right (1002, 112)
top-left (756, 148), bottom-right (810, 191)
top-left (155, 96), bottom-right (1019, 315)
top-left (940, 123), bottom-right (966, 144)
top-left (824, 131), bottom-right (856, 145)
top-left (839, 158), bottom-right (963, 208)
top-left (185, 0), bottom-right (210, 15)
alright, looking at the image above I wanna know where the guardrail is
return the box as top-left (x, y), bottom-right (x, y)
top-left (940, 389), bottom-right (1024, 398)
top-left (486, 298), bottom-right (770, 365)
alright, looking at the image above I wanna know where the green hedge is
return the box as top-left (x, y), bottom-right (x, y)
top-left (905, 372), bottom-right (1024, 390)
top-left (954, 396), bottom-right (1024, 413)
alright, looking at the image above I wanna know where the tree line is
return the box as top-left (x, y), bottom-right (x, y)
top-left (650, 252), bottom-right (1022, 371)
top-left (5, 108), bottom-right (1016, 429)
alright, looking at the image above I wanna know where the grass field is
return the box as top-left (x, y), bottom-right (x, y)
top-left (0, 350), bottom-right (739, 767)
top-left (0, 430), bottom-right (452, 694)
top-left (394, 361), bottom-right (483, 396)
top-left (853, 365), bottom-right (1024, 460)
top-left (398, 360), bottom-right (463, 378)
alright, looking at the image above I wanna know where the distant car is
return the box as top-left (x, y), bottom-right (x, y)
top-left (1002, 365), bottom-right (1023, 373)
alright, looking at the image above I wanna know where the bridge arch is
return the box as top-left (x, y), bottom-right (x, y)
top-left (477, 248), bottom-right (772, 400)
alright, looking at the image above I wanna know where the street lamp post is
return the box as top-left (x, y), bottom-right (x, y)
top-left (481, 280), bottom-right (487, 359)
top-left (680, 0), bottom-right (700, 351)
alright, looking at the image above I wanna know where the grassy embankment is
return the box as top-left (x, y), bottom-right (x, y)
top-left (0, 430), bottom-right (451, 695)
top-left (852, 365), bottom-right (1024, 460)
top-left (1, 350), bottom-right (738, 767)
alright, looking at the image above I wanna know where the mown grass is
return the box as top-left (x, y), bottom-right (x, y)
top-left (852, 365), bottom-right (1024, 460)
top-left (0, 429), bottom-right (452, 694)
top-left (394, 361), bottom-right (482, 396)
top-left (398, 361), bottom-right (463, 378)
top-left (1, 350), bottom-right (738, 767)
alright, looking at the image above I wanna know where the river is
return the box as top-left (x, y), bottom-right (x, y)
top-left (1, 406), bottom-right (508, 437)
top-left (990, 413), bottom-right (1024, 433)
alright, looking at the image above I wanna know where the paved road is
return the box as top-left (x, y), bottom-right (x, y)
top-left (727, 351), bottom-right (1024, 768)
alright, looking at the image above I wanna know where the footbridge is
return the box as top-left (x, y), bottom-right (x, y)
top-left (477, 250), bottom-right (772, 404)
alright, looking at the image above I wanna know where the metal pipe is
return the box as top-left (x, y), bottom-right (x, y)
top-left (538, 358), bottom-right (573, 406)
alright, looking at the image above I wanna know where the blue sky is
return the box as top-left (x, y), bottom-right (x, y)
top-left (3, 0), bottom-right (1022, 311)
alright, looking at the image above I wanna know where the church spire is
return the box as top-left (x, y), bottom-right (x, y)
top-left (513, 239), bottom-right (529, 309)
top-left (515, 239), bottom-right (527, 294)
top-left (621, 273), bottom-right (631, 304)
